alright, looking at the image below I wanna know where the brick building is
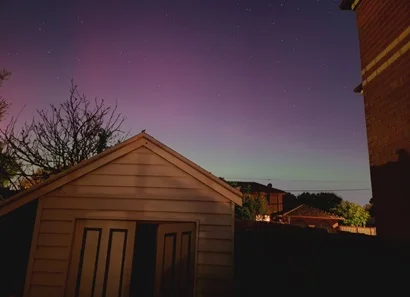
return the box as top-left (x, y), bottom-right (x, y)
top-left (340, 0), bottom-right (410, 241)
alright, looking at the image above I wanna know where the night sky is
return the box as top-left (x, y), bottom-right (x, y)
top-left (0, 0), bottom-right (372, 205)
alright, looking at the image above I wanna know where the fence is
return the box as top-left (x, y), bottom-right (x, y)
top-left (338, 225), bottom-right (377, 235)
top-left (234, 220), bottom-right (410, 296)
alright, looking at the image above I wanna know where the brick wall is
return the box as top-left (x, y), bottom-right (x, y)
top-left (348, 0), bottom-right (410, 240)
top-left (249, 192), bottom-right (284, 214)
top-left (355, 0), bottom-right (410, 70)
top-left (267, 192), bottom-right (283, 213)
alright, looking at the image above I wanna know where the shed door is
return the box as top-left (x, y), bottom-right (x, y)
top-left (66, 220), bottom-right (136, 297)
top-left (154, 223), bottom-right (196, 297)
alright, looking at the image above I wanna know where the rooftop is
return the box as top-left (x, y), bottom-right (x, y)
top-left (283, 204), bottom-right (344, 220)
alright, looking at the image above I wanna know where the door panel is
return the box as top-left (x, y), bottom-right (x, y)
top-left (178, 231), bottom-right (193, 296)
top-left (76, 228), bottom-right (102, 297)
top-left (66, 220), bottom-right (136, 297)
top-left (103, 230), bottom-right (128, 296)
top-left (154, 223), bottom-right (196, 297)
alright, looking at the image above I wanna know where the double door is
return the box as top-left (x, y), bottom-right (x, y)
top-left (66, 220), bottom-right (196, 297)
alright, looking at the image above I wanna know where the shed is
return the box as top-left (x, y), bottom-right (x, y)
top-left (0, 132), bottom-right (243, 297)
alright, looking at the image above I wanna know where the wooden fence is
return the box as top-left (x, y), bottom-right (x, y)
top-left (338, 225), bottom-right (377, 235)
top-left (234, 220), bottom-right (410, 296)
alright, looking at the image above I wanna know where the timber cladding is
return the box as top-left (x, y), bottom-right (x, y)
top-left (0, 132), bottom-right (242, 297)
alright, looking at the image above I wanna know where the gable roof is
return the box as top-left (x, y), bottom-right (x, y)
top-left (0, 132), bottom-right (243, 216)
top-left (230, 181), bottom-right (286, 194)
top-left (282, 204), bottom-right (344, 220)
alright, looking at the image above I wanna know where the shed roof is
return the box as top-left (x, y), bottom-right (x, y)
top-left (282, 204), bottom-right (344, 220)
top-left (0, 132), bottom-right (243, 216)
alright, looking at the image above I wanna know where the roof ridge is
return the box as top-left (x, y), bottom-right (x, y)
top-left (303, 204), bottom-right (342, 218)
top-left (282, 204), bottom-right (305, 216)
top-left (0, 132), bottom-right (243, 216)
top-left (283, 204), bottom-right (344, 220)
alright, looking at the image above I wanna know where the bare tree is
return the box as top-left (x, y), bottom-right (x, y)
top-left (0, 69), bottom-right (18, 194)
top-left (0, 80), bottom-right (127, 189)
top-left (0, 68), bottom-right (12, 122)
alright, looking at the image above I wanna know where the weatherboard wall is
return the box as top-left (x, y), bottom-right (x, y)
top-left (24, 146), bottom-right (235, 297)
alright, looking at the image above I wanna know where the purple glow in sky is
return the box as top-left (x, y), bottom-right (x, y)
top-left (0, 0), bottom-right (372, 205)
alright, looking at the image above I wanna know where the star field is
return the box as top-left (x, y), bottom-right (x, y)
top-left (0, 0), bottom-right (371, 204)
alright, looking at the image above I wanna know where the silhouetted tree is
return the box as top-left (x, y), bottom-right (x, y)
top-left (297, 192), bottom-right (342, 212)
top-left (283, 192), bottom-right (298, 211)
top-left (0, 143), bottom-right (19, 187)
top-left (0, 80), bottom-right (127, 189)
top-left (364, 197), bottom-right (375, 217)
top-left (0, 68), bottom-right (11, 121)
top-left (0, 69), bottom-right (19, 197)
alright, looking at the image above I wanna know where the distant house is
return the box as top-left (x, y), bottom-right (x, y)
top-left (281, 204), bottom-right (344, 232)
top-left (229, 181), bottom-right (287, 215)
